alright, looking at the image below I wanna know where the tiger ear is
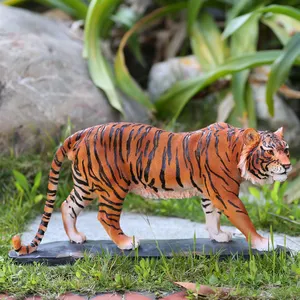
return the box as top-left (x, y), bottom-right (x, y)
top-left (274, 127), bottom-right (284, 139)
top-left (243, 128), bottom-right (260, 146)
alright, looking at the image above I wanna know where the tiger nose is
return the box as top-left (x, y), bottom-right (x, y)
top-left (283, 164), bottom-right (291, 170)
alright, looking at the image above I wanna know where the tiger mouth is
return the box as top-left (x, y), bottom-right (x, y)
top-left (270, 171), bottom-right (288, 182)
top-left (270, 171), bottom-right (287, 175)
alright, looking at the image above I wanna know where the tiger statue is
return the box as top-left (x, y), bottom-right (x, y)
top-left (12, 122), bottom-right (291, 255)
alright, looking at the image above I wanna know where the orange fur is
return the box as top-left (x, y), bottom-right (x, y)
top-left (12, 122), bottom-right (291, 254)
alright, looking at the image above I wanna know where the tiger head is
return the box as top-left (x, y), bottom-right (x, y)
top-left (238, 127), bottom-right (292, 185)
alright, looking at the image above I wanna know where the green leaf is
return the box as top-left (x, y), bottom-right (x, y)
top-left (259, 5), bottom-right (300, 21)
top-left (284, 176), bottom-right (300, 203)
top-left (190, 13), bottom-right (226, 71)
top-left (266, 33), bottom-right (300, 116)
top-left (228, 12), bottom-right (259, 127)
top-left (222, 13), bottom-right (254, 40)
top-left (249, 187), bottom-right (261, 200)
top-left (32, 171), bottom-right (42, 193)
top-left (112, 6), bottom-right (138, 27)
top-left (112, 7), bottom-right (144, 66)
top-left (35, 0), bottom-right (83, 18)
top-left (226, 0), bottom-right (249, 23)
top-left (84, 0), bottom-right (123, 113)
top-left (245, 82), bottom-right (257, 128)
top-left (261, 15), bottom-right (290, 45)
top-left (155, 50), bottom-right (300, 122)
top-left (115, 3), bottom-right (186, 110)
top-left (223, 5), bottom-right (300, 40)
top-left (34, 195), bottom-right (43, 204)
top-left (13, 170), bottom-right (29, 193)
top-left (59, 0), bottom-right (88, 19)
top-left (208, 274), bottom-right (218, 285)
top-left (187, 0), bottom-right (205, 35)
top-left (76, 270), bottom-right (81, 278)
top-left (2, 0), bottom-right (27, 5)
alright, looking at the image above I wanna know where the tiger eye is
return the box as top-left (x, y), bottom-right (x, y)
top-left (284, 148), bottom-right (289, 156)
top-left (267, 150), bottom-right (274, 155)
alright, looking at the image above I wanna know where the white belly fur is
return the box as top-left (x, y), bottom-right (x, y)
top-left (130, 186), bottom-right (202, 199)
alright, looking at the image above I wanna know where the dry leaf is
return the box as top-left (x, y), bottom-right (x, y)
top-left (175, 282), bottom-right (232, 297)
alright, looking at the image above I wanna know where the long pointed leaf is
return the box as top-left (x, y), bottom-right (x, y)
top-left (222, 13), bottom-right (254, 39)
top-left (266, 33), bottom-right (300, 116)
top-left (228, 12), bottom-right (259, 127)
top-left (155, 50), bottom-right (300, 122)
top-left (191, 12), bottom-right (226, 71)
top-left (187, 0), bottom-right (205, 34)
top-left (60, 0), bottom-right (88, 19)
top-left (223, 5), bottom-right (300, 39)
top-left (84, 0), bottom-right (123, 113)
top-left (115, 3), bottom-right (186, 110)
top-left (261, 15), bottom-right (290, 45)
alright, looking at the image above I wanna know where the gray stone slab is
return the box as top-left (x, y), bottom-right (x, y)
top-left (9, 238), bottom-right (291, 266)
top-left (19, 212), bottom-right (300, 252)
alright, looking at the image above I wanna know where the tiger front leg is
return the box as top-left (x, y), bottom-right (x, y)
top-left (201, 198), bottom-right (232, 242)
top-left (97, 193), bottom-right (140, 250)
top-left (212, 195), bottom-right (276, 251)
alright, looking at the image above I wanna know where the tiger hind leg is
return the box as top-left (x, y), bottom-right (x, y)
top-left (61, 186), bottom-right (93, 244)
top-left (97, 192), bottom-right (140, 250)
top-left (201, 198), bottom-right (232, 242)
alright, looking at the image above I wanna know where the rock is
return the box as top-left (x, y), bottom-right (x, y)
top-left (0, 5), bottom-right (147, 154)
top-left (148, 56), bottom-right (203, 101)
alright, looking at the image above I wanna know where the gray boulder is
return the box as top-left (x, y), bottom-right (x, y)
top-left (0, 5), bottom-right (147, 154)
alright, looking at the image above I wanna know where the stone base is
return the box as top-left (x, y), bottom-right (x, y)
top-left (8, 238), bottom-right (290, 265)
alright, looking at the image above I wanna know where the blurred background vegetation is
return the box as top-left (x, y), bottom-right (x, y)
top-left (2, 0), bottom-right (300, 126)
top-left (1, 0), bottom-right (300, 233)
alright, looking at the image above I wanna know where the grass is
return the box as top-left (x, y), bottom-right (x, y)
top-left (1, 154), bottom-right (300, 298)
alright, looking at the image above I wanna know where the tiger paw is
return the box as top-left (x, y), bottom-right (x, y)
top-left (69, 232), bottom-right (86, 244)
top-left (209, 230), bottom-right (232, 243)
top-left (251, 237), bottom-right (277, 251)
top-left (116, 236), bottom-right (140, 250)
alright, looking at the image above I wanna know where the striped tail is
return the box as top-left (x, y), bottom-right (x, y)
top-left (12, 139), bottom-right (71, 255)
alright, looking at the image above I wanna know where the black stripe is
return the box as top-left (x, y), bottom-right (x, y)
top-left (74, 184), bottom-right (91, 195)
top-left (144, 130), bottom-right (163, 182)
top-left (216, 195), bottom-right (227, 209)
top-left (203, 175), bottom-right (210, 197)
top-left (108, 124), bottom-right (117, 150)
top-left (38, 229), bottom-right (45, 235)
top-left (41, 221), bottom-right (49, 227)
top-left (101, 195), bottom-right (123, 207)
top-left (126, 129), bottom-right (135, 161)
top-left (104, 142), bottom-right (128, 193)
top-left (101, 218), bottom-right (121, 231)
top-left (130, 162), bottom-right (138, 184)
top-left (202, 203), bottom-right (210, 209)
top-left (167, 133), bottom-right (173, 165)
top-left (228, 199), bottom-right (240, 209)
top-left (50, 167), bottom-right (60, 175)
top-left (54, 155), bottom-right (62, 168)
top-left (148, 178), bottom-right (158, 192)
top-left (175, 148), bottom-right (183, 188)
top-left (99, 202), bottom-right (122, 212)
top-left (71, 207), bottom-right (77, 218)
top-left (159, 147), bottom-right (173, 191)
top-left (190, 173), bottom-right (203, 192)
top-left (67, 137), bottom-right (72, 149)
top-left (144, 140), bottom-right (150, 157)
